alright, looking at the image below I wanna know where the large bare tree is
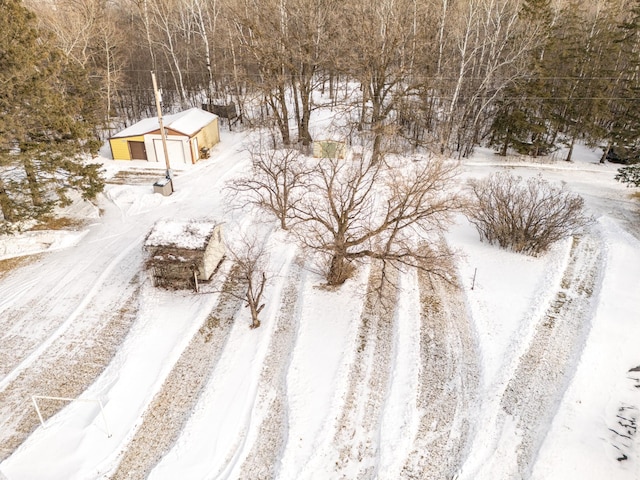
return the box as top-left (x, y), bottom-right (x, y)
top-left (333, 0), bottom-right (428, 163)
top-left (293, 153), bottom-right (462, 285)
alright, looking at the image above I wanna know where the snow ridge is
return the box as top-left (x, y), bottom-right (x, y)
top-left (0, 288), bottom-right (139, 461)
top-left (330, 263), bottom-right (398, 479)
top-left (236, 257), bottom-right (304, 479)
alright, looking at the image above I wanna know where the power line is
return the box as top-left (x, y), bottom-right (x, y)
top-left (115, 68), bottom-right (640, 82)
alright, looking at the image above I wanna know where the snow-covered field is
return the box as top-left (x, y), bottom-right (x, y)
top-left (0, 128), bottom-right (638, 480)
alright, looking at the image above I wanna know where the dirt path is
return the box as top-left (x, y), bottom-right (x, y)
top-left (109, 271), bottom-right (245, 480)
top-left (500, 232), bottom-right (603, 479)
top-left (0, 287), bottom-right (139, 461)
top-left (236, 258), bottom-right (304, 479)
top-left (401, 266), bottom-right (480, 479)
top-left (328, 263), bottom-right (398, 479)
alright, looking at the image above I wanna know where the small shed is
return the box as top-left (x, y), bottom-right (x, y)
top-left (313, 140), bottom-right (346, 159)
top-left (144, 220), bottom-right (225, 290)
top-left (109, 108), bottom-right (220, 164)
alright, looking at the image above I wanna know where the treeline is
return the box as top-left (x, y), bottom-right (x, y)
top-left (23, 0), bottom-right (640, 161)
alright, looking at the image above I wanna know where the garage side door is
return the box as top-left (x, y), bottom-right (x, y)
top-left (128, 141), bottom-right (147, 160)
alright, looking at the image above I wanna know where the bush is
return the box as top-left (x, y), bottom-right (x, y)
top-left (466, 172), bottom-right (591, 256)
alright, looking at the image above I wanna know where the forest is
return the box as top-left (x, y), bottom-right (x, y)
top-left (24, 0), bottom-right (640, 157)
top-left (2, 0), bottom-right (640, 229)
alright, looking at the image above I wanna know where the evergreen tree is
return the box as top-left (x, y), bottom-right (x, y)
top-left (605, 0), bottom-right (640, 163)
top-left (0, 0), bottom-right (103, 232)
top-left (489, 0), bottom-right (555, 157)
top-left (615, 164), bottom-right (640, 187)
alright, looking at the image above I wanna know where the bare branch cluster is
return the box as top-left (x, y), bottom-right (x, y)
top-left (228, 135), bottom-right (463, 286)
top-left (465, 172), bottom-right (592, 256)
top-left (290, 156), bottom-right (464, 286)
top-left (227, 136), bottom-right (312, 230)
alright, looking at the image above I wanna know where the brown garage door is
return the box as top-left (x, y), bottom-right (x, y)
top-left (128, 141), bottom-right (147, 160)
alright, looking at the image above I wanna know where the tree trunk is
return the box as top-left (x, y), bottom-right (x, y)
top-left (274, 84), bottom-right (291, 145)
top-left (501, 132), bottom-right (509, 156)
top-left (565, 135), bottom-right (576, 162)
top-left (358, 79), bottom-right (369, 131)
top-left (371, 129), bottom-right (383, 165)
top-left (298, 69), bottom-right (313, 147)
top-left (24, 159), bottom-right (42, 208)
top-left (601, 143), bottom-right (611, 164)
top-left (328, 253), bottom-right (350, 286)
top-left (245, 271), bottom-right (266, 329)
top-left (0, 177), bottom-right (15, 223)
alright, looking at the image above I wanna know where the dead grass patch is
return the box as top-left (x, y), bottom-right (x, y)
top-left (0, 255), bottom-right (42, 279)
top-left (30, 217), bottom-right (86, 231)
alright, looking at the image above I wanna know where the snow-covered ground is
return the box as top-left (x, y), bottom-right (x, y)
top-left (0, 130), bottom-right (638, 480)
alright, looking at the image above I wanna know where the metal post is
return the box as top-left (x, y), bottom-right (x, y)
top-left (471, 267), bottom-right (477, 290)
top-left (151, 71), bottom-right (174, 193)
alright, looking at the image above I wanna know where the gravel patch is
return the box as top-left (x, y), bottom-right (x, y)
top-left (109, 270), bottom-right (245, 480)
top-left (331, 262), bottom-right (398, 479)
top-left (237, 258), bottom-right (303, 479)
top-left (500, 233), bottom-right (603, 479)
top-left (401, 262), bottom-right (480, 479)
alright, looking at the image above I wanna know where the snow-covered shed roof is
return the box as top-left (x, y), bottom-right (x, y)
top-left (144, 220), bottom-right (218, 251)
top-left (111, 108), bottom-right (217, 139)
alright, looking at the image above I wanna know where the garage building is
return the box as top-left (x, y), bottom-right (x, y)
top-left (109, 108), bottom-right (220, 164)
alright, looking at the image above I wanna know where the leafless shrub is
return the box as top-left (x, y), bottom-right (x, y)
top-left (466, 172), bottom-right (592, 256)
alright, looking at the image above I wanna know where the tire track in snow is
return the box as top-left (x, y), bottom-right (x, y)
top-left (401, 263), bottom-right (480, 479)
top-left (0, 232), bottom-right (142, 383)
top-left (235, 257), bottom-right (303, 479)
top-left (109, 269), bottom-right (245, 480)
top-left (330, 262), bottom-right (398, 479)
top-left (0, 287), bottom-right (139, 461)
top-left (499, 233), bottom-right (603, 479)
top-left (376, 269), bottom-right (422, 478)
top-left (0, 234), bottom-right (144, 389)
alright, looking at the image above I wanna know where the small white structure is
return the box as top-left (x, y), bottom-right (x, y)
top-left (144, 220), bottom-right (225, 290)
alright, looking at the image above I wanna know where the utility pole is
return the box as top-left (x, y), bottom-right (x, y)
top-left (151, 71), bottom-right (174, 193)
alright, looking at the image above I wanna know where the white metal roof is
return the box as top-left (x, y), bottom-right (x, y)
top-left (111, 108), bottom-right (217, 139)
top-left (144, 220), bottom-right (218, 250)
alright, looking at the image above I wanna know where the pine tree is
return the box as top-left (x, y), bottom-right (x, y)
top-left (0, 0), bottom-right (104, 232)
top-left (489, 0), bottom-right (555, 157)
top-left (605, 0), bottom-right (640, 163)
